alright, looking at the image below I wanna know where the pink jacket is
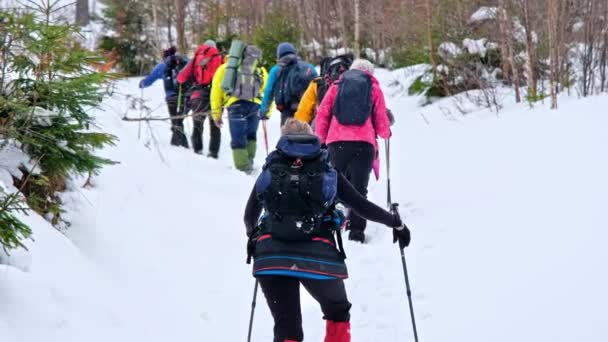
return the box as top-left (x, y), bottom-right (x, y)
top-left (315, 72), bottom-right (391, 150)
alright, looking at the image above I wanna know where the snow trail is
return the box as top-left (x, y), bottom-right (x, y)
top-left (2, 69), bottom-right (608, 342)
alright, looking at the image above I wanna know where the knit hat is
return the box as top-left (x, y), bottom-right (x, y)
top-left (350, 58), bottom-right (375, 74)
top-left (203, 39), bottom-right (217, 48)
top-left (163, 46), bottom-right (177, 58)
top-left (277, 42), bottom-right (297, 59)
top-left (281, 118), bottom-right (313, 135)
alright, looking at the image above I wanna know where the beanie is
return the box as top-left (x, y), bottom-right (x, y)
top-left (276, 42), bottom-right (297, 59)
top-left (203, 39), bottom-right (217, 49)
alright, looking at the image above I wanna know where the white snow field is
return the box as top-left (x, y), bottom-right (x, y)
top-left (2, 68), bottom-right (608, 342)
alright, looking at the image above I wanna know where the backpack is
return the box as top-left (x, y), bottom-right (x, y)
top-left (190, 45), bottom-right (222, 86)
top-left (221, 40), bottom-right (247, 94)
top-left (255, 135), bottom-right (338, 241)
top-left (273, 59), bottom-right (316, 111)
top-left (232, 45), bottom-right (264, 101)
top-left (316, 54), bottom-right (353, 105)
top-left (163, 55), bottom-right (188, 92)
top-left (332, 69), bottom-right (373, 126)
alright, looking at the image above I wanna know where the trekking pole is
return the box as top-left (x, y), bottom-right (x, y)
top-left (247, 280), bottom-right (259, 342)
top-left (385, 138), bottom-right (392, 207)
top-left (262, 120), bottom-right (269, 156)
top-left (138, 88), bottom-right (144, 139)
top-left (385, 139), bottom-right (419, 342)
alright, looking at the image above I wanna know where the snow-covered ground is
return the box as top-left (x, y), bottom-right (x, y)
top-left (2, 67), bottom-right (608, 342)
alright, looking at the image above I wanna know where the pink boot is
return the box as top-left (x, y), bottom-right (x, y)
top-left (325, 321), bottom-right (351, 342)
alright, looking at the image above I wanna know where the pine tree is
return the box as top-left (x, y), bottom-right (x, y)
top-left (1, 3), bottom-right (116, 231)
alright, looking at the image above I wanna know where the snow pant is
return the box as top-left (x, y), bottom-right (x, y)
top-left (189, 87), bottom-right (221, 156)
top-left (280, 109), bottom-right (296, 126)
top-left (227, 100), bottom-right (260, 172)
top-left (258, 275), bottom-right (352, 342)
top-left (165, 96), bottom-right (188, 148)
top-left (328, 142), bottom-right (375, 233)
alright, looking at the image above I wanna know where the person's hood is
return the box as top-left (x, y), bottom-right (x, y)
top-left (276, 134), bottom-right (321, 159)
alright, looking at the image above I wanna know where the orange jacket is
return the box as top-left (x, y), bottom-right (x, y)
top-left (294, 78), bottom-right (321, 124)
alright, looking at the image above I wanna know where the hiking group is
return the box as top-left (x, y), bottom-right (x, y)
top-left (141, 40), bottom-right (415, 342)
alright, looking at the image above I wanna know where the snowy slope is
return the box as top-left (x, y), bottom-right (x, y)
top-left (2, 68), bottom-right (608, 342)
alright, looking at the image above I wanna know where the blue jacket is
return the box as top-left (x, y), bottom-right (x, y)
top-left (260, 56), bottom-right (317, 116)
top-left (140, 56), bottom-right (188, 99)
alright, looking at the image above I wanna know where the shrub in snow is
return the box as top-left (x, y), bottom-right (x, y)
top-left (0, 5), bottom-right (115, 232)
top-left (469, 7), bottom-right (498, 24)
top-left (252, 10), bottom-right (301, 69)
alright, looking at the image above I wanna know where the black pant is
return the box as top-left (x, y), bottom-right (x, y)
top-left (280, 109), bottom-right (296, 126)
top-left (258, 276), bottom-right (351, 342)
top-left (190, 89), bottom-right (221, 155)
top-left (166, 97), bottom-right (188, 148)
top-left (328, 141), bottom-right (375, 233)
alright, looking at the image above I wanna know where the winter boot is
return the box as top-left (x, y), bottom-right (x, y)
top-left (232, 148), bottom-right (252, 173)
top-left (348, 230), bottom-right (365, 243)
top-left (325, 321), bottom-right (351, 342)
top-left (246, 140), bottom-right (257, 162)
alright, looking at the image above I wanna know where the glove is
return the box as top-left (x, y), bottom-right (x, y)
top-left (214, 116), bottom-right (223, 129)
top-left (138, 80), bottom-right (144, 89)
top-left (246, 238), bottom-right (256, 264)
top-left (393, 224), bottom-right (411, 249)
top-left (258, 109), bottom-right (269, 120)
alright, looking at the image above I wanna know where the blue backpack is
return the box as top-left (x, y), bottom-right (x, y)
top-left (273, 60), bottom-right (316, 111)
top-left (255, 135), bottom-right (338, 241)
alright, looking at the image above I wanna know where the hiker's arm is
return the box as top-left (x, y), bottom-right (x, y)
top-left (244, 187), bottom-right (263, 238)
top-left (371, 83), bottom-right (391, 139)
top-left (337, 173), bottom-right (399, 227)
top-left (260, 65), bottom-right (279, 116)
top-left (176, 60), bottom-right (193, 84)
top-left (210, 64), bottom-right (226, 121)
top-left (140, 63), bottom-right (165, 88)
top-left (295, 81), bottom-right (318, 124)
top-left (314, 84), bottom-right (337, 144)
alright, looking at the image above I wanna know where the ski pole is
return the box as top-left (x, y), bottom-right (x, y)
top-left (176, 84), bottom-right (183, 115)
top-left (401, 247), bottom-right (419, 342)
top-left (386, 139), bottom-right (419, 342)
top-left (138, 88), bottom-right (144, 139)
top-left (262, 120), bottom-right (269, 156)
top-left (247, 280), bottom-right (259, 342)
top-left (385, 138), bottom-right (392, 207)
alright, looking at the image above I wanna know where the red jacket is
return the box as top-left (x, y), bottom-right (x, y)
top-left (315, 72), bottom-right (391, 150)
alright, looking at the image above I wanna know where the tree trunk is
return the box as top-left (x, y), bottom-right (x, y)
top-left (498, 0), bottom-right (521, 103)
top-left (174, 0), bottom-right (187, 53)
top-left (75, 0), bottom-right (90, 26)
top-left (354, 0), bottom-right (361, 58)
top-left (425, 0), bottom-right (436, 76)
top-left (522, 0), bottom-right (537, 101)
top-left (337, 0), bottom-right (348, 50)
top-left (547, 0), bottom-right (558, 109)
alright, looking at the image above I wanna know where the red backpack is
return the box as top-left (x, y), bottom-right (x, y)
top-left (191, 45), bottom-right (222, 86)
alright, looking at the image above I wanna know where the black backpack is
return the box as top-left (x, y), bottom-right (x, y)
top-left (316, 54), bottom-right (353, 105)
top-left (255, 135), bottom-right (338, 241)
top-left (273, 60), bottom-right (316, 111)
top-left (163, 55), bottom-right (189, 94)
top-left (332, 69), bottom-right (373, 126)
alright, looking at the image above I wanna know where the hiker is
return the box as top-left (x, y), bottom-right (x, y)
top-left (139, 46), bottom-right (189, 148)
top-left (244, 119), bottom-right (411, 342)
top-left (314, 59), bottom-right (392, 243)
top-left (295, 54), bottom-right (354, 126)
top-left (176, 40), bottom-right (223, 157)
top-left (259, 42), bottom-right (317, 126)
top-left (211, 42), bottom-right (268, 173)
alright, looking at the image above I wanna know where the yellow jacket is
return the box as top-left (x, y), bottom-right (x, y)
top-left (211, 63), bottom-right (269, 122)
top-left (294, 78), bottom-right (321, 124)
